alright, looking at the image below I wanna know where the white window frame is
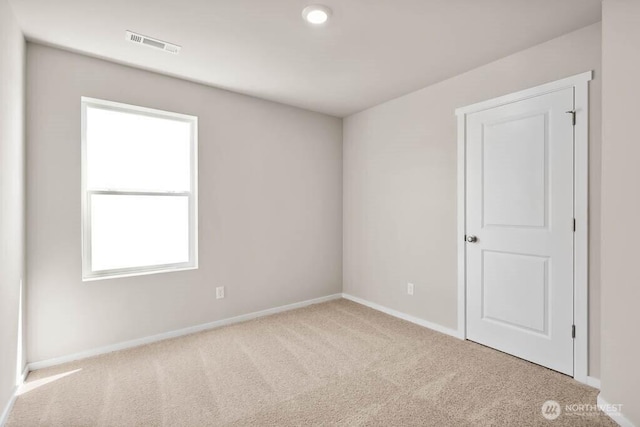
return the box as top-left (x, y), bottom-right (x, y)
top-left (81, 97), bottom-right (198, 281)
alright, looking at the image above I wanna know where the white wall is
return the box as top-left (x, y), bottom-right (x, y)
top-left (0, 0), bottom-right (25, 418)
top-left (601, 0), bottom-right (640, 423)
top-left (26, 44), bottom-right (343, 363)
top-left (343, 23), bottom-right (603, 377)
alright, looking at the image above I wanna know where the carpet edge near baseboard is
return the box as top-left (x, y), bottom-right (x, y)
top-left (27, 293), bottom-right (343, 372)
top-left (597, 394), bottom-right (637, 427)
top-left (341, 293), bottom-right (463, 339)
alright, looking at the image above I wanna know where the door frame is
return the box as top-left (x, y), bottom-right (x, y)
top-left (454, 71), bottom-right (592, 384)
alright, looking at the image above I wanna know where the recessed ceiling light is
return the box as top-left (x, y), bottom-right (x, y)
top-left (302, 5), bottom-right (332, 25)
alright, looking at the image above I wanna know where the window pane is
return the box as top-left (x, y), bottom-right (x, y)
top-left (86, 107), bottom-right (191, 192)
top-left (91, 194), bottom-right (190, 271)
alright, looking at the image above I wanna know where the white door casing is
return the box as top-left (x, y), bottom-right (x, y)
top-left (455, 72), bottom-right (591, 382)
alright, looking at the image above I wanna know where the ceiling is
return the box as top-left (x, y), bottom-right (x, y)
top-left (9, 0), bottom-right (601, 117)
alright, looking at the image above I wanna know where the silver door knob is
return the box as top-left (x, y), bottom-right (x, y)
top-left (466, 235), bottom-right (478, 243)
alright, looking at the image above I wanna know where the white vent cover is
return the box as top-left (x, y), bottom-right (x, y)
top-left (126, 31), bottom-right (181, 54)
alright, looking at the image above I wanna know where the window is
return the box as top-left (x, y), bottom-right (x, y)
top-left (81, 97), bottom-right (198, 280)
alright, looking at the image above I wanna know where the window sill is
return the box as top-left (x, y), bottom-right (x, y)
top-left (82, 265), bottom-right (198, 282)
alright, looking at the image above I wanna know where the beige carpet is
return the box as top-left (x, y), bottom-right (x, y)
top-left (8, 299), bottom-right (614, 426)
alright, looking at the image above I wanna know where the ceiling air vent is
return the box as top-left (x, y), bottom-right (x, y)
top-left (125, 31), bottom-right (181, 54)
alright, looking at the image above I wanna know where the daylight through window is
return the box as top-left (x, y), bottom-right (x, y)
top-left (81, 97), bottom-right (198, 280)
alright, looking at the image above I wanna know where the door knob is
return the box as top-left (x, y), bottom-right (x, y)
top-left (466, 235), bottom-right (478, 243)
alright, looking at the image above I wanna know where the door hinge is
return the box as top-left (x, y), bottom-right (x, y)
top-left (573, 218), bottom-right (576, 232)
top-left (566, 110), bottom-right (576, 126)
top-left (572, 325), bottom-right (576, 339)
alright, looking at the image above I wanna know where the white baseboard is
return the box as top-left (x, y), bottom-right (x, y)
top-left (28, 293), bottom-right (342, 372)
top-left (0, 385), bottom-right (18, 427)
top-left (20, 366), bottom-right (29, 384)
top-left (587, 376), bottom-right (601, 389)
top-left (0, 365), bottom-right (28, 427)
top-left (342, 293), bottom-right (463, 339)
top-left (598, 394), bottom-right (636, 427)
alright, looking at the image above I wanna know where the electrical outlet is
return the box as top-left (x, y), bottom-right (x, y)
top-left (216, 286), bottom-right (225, 299)
top-left (407, 283), bottom-right (414, 296)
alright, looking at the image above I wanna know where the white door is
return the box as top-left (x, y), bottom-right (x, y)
top-left (465, 87), bottom-right (575, 375)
